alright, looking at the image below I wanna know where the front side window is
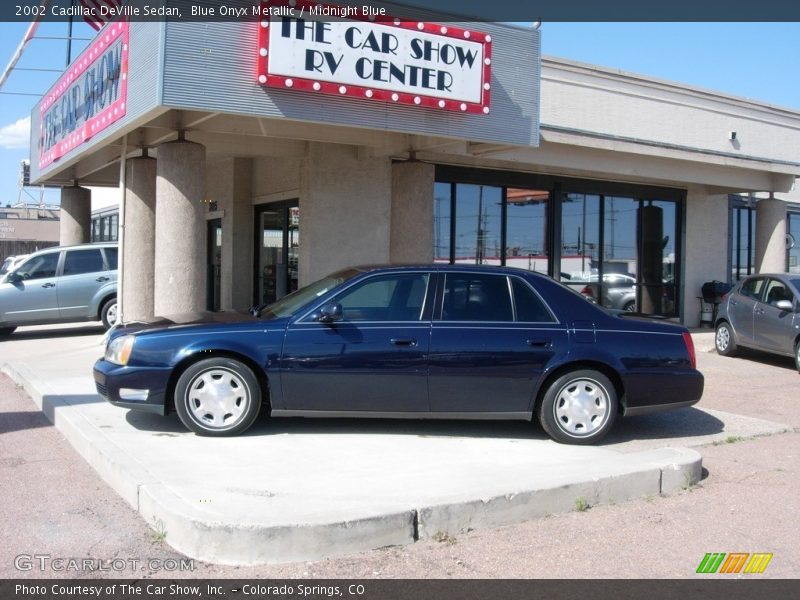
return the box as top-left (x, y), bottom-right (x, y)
top-left (63, 249), bottom-right (105, 276)
top-left (441, 273), bottom-right (513, 321)
top-left (763, 279), bottom-right (794, 306)
top-left (740, 277), bottom-right (765, 300)
top-left (16, 253), bottom-right (59, 281)
top-left (335, 273), bottom-right (429, 322)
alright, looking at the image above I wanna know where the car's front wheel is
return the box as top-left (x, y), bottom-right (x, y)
top-left (538, 369), bottom-right (618, 445)
top-left (174, 357), bottom-right (262, 436)
top-left (715, 321), bottom-right (737, 356)
top-left (794, 341), bottom-right (800, 374)
top-left (100, 297), bottom-right (118, 329)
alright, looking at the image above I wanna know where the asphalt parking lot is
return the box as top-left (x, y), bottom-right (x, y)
top-left (1, 324), bottom-right (798, 577)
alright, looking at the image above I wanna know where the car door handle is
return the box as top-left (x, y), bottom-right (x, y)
top-left (96, 276), bottom-right (110, 282)
top-left (41, 282), bottom-right (55, 288)
top-left (527, 337), bottom-right (552, 347)
top-left (390, 338), bottom-right (418, 347)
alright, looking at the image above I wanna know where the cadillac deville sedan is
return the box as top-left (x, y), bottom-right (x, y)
top-left (94, 265), bottom-right (703, 444)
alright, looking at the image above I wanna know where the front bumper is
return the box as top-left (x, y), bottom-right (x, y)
top-left (93, 358), bottom-right (173, 416)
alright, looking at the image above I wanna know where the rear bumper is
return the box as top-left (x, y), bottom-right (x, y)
top-left (93, 359), bottom-right (172, 416)
top-left (622, 369), bottom-right (704, 416)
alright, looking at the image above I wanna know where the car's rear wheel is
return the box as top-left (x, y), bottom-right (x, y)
top-left (538, 369), bottom-right (617, 445)
top-left (715, 321), bottom-right (737, 356)
top-left (622, 300), bottom-right (636, 312)
top-left (174, 357), bottom-right (262, 436)
top-left (100, 297), bottom-right (118, 329)
top-left (0, 326), bottom-right (16, 337)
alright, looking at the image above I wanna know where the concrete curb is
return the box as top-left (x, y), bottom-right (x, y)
top-left (4, 361), bottom-right (703, 566)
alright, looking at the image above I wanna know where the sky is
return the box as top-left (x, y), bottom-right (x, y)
top-left (0, 20), bottom-right (798, 208)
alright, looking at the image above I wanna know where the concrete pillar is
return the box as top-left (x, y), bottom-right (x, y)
top-left (390, 161), bottom-right (435, 264)
top-left (154, 141), bottom-right (207, 315)
top-left (122, 156), bottom-right (157, 321)
top-left (681, 186), bottom-right (729, 327)
top-left (299, 143), bottom-right (392, 285)
top-left (755, 197), bottom-right (787, 274)
top-left (59, 186), bottom-right (91, 246)
top-left (207, 157), bottom-right (254, 311)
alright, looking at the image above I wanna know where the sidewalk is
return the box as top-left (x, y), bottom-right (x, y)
top-left (0, 325), bottom-right (788, 565)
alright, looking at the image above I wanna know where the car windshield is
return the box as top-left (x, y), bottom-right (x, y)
top-left (255, 268), bottom-right (364, 319)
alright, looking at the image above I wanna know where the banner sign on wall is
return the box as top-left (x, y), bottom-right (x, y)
top-left (38, 21), bottom-right (129, 169)
top-left (257, 0), bottom-right (492, 114)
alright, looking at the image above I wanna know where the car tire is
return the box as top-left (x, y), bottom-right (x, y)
top-left (715, 321), bottom-right (737, 357)
top-left (0, 326), bottom-right (16, 337)
top-left (100, 297), bottom-right (118, 329)
top-left (538, 369), bottom-right (618, 445)
top-left (174, 357), bottom-right (263, 436)
top-left (795, 341), bottom-right (800, 374)
top-left (622, 300), bottom-right (636, 312)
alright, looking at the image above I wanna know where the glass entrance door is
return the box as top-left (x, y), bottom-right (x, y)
top-left (255, 202), bottom-right (299, 306)
top-left (206, 219), bottom-right (222, 311)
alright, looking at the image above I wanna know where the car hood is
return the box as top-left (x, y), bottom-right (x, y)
top-left (109, 310), bottom-right (272, 337)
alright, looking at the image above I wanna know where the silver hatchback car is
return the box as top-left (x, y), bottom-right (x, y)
top-left (0, 243), bottom-right (118, 336)
top-left (714, 273), bottom-right (800, 371)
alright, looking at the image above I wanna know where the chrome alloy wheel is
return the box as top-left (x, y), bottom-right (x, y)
top-left (553, 378), bottom-right (611, 437)
top-left (106, 302), bottom-right (118, 326)
top-left (186, 368), bottom-right (250, 430)
top-left (716, 325), bottom-right (730, 352)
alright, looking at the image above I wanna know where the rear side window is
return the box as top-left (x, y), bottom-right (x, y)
top-left (442, 273), bottom-right (513, 321)
top-left (740, 277), bottom-right (764, 300)
top-left (63, 249), bottom-right (104, 276)
top-left (512, 278), bottom-right (554, 322)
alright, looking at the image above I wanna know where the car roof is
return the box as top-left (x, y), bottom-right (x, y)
top-left (30, 242), bottom-right (118, 254)
top-left (352, 263), bottom-right (554, 279)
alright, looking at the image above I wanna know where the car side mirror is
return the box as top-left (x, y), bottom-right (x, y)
top-left (5, 272), bottom-right (22, 284)
top-left (774, 299), bottom-right (793, 312)
top-left (316, 302), bottom-right (343, 323)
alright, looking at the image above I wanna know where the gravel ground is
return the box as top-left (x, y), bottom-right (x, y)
top-left (1, 347), bottom-right (797, 579)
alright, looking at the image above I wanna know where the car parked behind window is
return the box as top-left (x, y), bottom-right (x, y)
top-left (714, 273), bottom-right (800, 371)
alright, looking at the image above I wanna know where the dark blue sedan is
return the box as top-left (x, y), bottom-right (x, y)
top-left (94, 265), bottom-right (703, 444)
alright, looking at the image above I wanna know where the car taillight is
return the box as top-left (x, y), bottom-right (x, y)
top-left (580, 285), bottom-right (594, 297)
top-left (682, 331), bottom-right (696, 370)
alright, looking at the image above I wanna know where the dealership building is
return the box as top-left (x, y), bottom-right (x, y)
top-left (29, 1), bottom-right (800, 326)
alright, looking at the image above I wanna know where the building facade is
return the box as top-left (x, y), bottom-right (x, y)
top-left (29, 4), bottom-right (800, 326)
top-left (0, 204), bottom-right (60, 261)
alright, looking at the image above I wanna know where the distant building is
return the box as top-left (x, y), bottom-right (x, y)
top-left (0, 204), bottom-right (60, 261)
top-left (91, 205), bottom-right (119, 243)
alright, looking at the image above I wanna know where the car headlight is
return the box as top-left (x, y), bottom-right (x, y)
top-left (105, 335), bottom-right (135, 366)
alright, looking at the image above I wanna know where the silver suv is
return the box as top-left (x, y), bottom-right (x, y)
top-left (0, 243), bottom-right (117, 336)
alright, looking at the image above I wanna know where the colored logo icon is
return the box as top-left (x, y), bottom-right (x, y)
top-left (696, 553), bottom-right (773, 574)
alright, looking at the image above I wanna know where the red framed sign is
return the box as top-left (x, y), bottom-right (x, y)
top-left (38, 21), bottom-right (129, 170)
top-left (256, 0), bottom-right (492, 114)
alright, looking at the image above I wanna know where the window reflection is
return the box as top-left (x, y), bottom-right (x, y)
top-left (506, 188), bottom-right (549, 274)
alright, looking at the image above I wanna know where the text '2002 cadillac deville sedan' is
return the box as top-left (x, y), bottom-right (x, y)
top-left (94, 265), bottom-right (703, 444)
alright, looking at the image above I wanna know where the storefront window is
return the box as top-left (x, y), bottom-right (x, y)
top-left (730, 202), bottom-right (756, 281)
top-left (434, 171), bottom-right (681, 317)
top-left (506, 188), bottom-right (549, 274)
top-left (433, 182), bottom-right (452, 263)
top-left (453, 184), bottom-right (503, 265)
top-left (788, 212), bottom-right (800, 274)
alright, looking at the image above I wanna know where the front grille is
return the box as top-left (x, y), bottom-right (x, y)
top-left (95, 381), bottom-right (108, 399)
